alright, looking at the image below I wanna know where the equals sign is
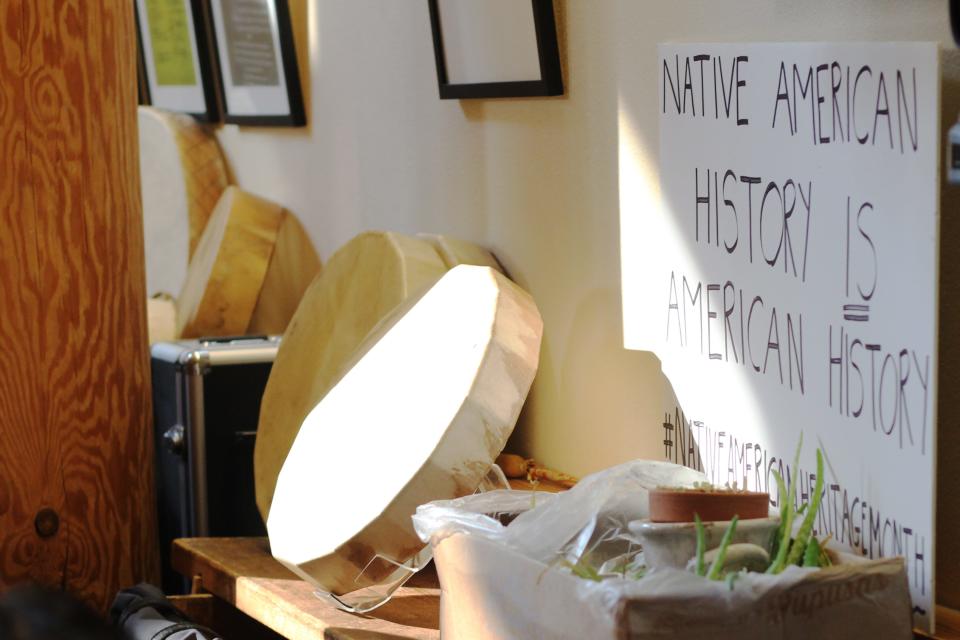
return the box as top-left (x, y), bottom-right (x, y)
top-left (843, 304), bottom-right (869, 322)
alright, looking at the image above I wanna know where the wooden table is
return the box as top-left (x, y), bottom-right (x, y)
top-left (916, 607), bottom-right (960, 640)
top-left (171, 477), bottom-right (565, 639)
top-left (172, 536), bottom-right (439, 640)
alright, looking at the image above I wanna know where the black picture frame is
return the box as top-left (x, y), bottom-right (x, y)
top-left (952, 0), bottom-right (960, 47)
top-left (134, 0), bottom-right (221, 122)
top-left (207, 0), bottom-right (306, 127)
top-left (135, 20), bottom-right (150, 106)
top-left (428, 0), bottom-right (563, 100)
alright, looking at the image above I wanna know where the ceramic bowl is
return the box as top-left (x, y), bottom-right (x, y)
top-left (630, 516), bottom-right (781, 570)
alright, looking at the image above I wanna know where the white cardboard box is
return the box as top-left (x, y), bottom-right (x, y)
top-left (433, 532), bottom-right (913, 640)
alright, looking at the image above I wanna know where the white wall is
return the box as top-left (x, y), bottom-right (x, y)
top-left (216, 0), bottom-right (954, 479)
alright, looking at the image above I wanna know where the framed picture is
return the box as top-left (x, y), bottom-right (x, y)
top-left (428, 0), bottom-right (563, 100)
top-left (135, 0), bottom-right (220, 121)
top-left (207, 0), bottom-right (306, 127)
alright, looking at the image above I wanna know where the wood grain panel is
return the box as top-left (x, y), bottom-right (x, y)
top-left (0, 1), bottom-right (159, 612)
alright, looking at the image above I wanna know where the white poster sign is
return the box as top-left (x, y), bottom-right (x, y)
top-left (621, 43), bottom-right (938, 628)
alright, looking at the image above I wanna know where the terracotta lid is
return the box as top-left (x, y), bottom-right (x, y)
top-left (648, 488), bottom-right (770, 523)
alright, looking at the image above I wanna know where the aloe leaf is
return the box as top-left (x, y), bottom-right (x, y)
top-left (776, 467), bottom-right (790, 526)
top-left (707, 515), bottom-right (739, 580)
top-left (802, 536), bottom-right (821, 567)
top-left (562, 557), bottom-right (602, 582)
top-left (725, 569), bottom-right (743, 591)
top-left (820, 546), bottom-right (833, 567)
top-left (768, 469), bottom-right (786, 561)
top-left (694, 513), bottom-right (706, 576)
top-left (767, 433), bottom-right (803, 574)
top-left (786, 449), bottom-right (825, 568)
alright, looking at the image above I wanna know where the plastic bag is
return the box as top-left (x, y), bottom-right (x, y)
top-left (413, 459), bottom-right (706, 635)
top-left (415, 458), bottom-right (704, 568)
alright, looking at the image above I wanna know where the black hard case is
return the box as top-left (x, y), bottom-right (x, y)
top-left (150, 336), bottom-right (279, 593)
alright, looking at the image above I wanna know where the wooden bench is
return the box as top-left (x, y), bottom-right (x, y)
top-left (170, 477), bottom-right (563, 638)
top-left (172, 536), bottom-right (439, 639)
top-left (917, 608), bottom-right (960, 640)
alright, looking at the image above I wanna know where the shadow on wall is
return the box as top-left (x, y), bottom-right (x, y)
top-left (507, 287), bottom-right (666, 475)
top-left (937, 47), bottom-right (960, 611)
top-left (290, 0), bottom-right (310, 126)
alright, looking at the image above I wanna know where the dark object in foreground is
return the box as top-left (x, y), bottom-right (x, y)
top-left (110, 583), bottom-right (221, 639)
top-left (0, 584), bottom-right (118, 640)
top-left (152, 336), bottom-right (277, 593)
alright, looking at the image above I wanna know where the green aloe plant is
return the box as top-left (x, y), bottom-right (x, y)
top-left (767, 435), bottom-right (802, 573)
top-left (785, 448), bottom-right (824, 568)
top-left (767, 438), bottom-right (830, 574)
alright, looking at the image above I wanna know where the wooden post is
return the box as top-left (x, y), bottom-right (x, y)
top-left (0, 1), bottom-right (159, 612)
